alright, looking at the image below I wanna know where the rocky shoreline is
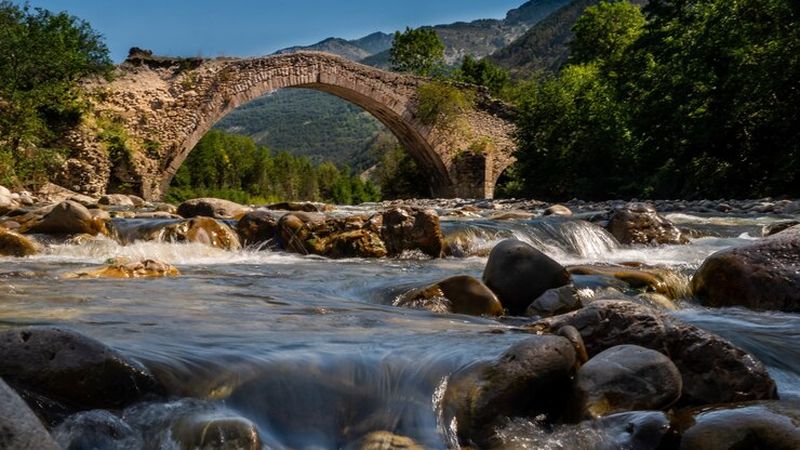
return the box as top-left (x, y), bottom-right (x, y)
top-left (0, 183), bottom-right (799, 448)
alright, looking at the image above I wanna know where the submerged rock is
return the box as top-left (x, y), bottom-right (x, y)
top-left (171, 413), bottom-right (261, 450)
top-left (52, 410), bottom-right (143, 450)
top-left (0, 228), bottom-right (38, 257)
top-left (0, 378), bottom-right (59, 450)
top-left (0, 327), bottom-right (164, 414)
top-left (674, 401), bottom-right (800, 450)
top-left (569, 264), bottom-right (690, 300)
top-left (443, 335), bottom-right (576, 446)
top-left (607, 203), bottom-right (687, 245)
top-left (395, 275), bottom-right (503, 316)
top-left (483, 239), bottom-right (571, 315)
top-left (347, 431), bottom-right (424, 450)
top-left (63, 258), bottom-right (179, 279)
top-left (692, 226), bottom-right (800, 312)
top-left (532, 300), bottom-right (777, 406)
top-left (20, 200), bottom-right (108, 236)
top-left (574, 345), bottom-right (682, 419)
top-left (177, 197), bottom-right (250, 219)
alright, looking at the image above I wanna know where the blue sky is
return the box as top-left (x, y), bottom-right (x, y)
top-left (19, 1), bottom-right (525, 62)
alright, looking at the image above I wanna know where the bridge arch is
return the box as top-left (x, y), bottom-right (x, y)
top-left (67, 51), bottom-right (517, 200)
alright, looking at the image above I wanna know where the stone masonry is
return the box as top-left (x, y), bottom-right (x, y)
top-left (61, 51), bottom-right (517, 200)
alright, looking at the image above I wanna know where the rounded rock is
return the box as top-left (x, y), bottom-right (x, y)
top-left (483, 239), bottom-right (571, 315)
top-left (395, 275), bottom-right (503, 316)
top-left (177, 197), bottom-right (250, 219)
top-left (574, 344), bottom-right (682, 418)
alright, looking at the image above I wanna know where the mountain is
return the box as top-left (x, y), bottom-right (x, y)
top-left (489, 0), bottom-right (649, 75)
top-left (215, 1), bottom-right (575, 172)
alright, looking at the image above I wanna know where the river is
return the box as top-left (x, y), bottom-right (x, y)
top-left (1, 205), bottom-right (798, 449)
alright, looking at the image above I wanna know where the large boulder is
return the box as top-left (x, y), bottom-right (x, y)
top-left (158, 217), bottom-right (241, 250)
top-left (0, 228), bottom-right (38, 257)
top-left (607, 203), bottom-right (687, 245)
top-left (532, 300), bottom-right (777, 406)
top-left (675, 402), bottom-right (800, 450)
top-left (0, 327), bottom-right (164, 414)
top-left (482, 239), bottom-right (571, 315)
top-left (574, 345), bottom-right (682, 419)
top-left (443, 335), bottom-right (576, 445)
top-left (177, 197), bottom-right (250, 219)
top-left (236, 210), bottom-right (280, 247)
top-left (692, 226), bottom-right (800, 312)
top-left (380, 207), bottom-right (444, 258)
top-left (0, 378), bottom-right (59, 450)
top-left (278, 213), bottom-right (387, 258)
top-left (394, 275), bottom-right (503, 316)
top-left (20, 200), bottom-right (108, 236)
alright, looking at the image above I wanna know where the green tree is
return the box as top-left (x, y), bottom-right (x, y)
top-left (0, 1), bottom-right (112, 186)
top-left (390, 27), bottom-right (445, 76)
top-left (456, 55), bottom-right (511, 97)
top-left (569, 0), bottom-right (646, 69)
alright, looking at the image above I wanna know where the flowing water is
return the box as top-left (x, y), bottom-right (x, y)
top-left (1, 207), bottom-right (798, 449)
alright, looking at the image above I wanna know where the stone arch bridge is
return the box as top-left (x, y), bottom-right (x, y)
top-left (62, 51), bottom-right (517, 200)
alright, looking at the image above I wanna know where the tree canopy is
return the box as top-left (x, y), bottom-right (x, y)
top-left (509, 0), bottom-right (800, 200)
top-left (389, 27), bottom-right (445, 76)
top-left (0, 1), bottom-right (112, 187)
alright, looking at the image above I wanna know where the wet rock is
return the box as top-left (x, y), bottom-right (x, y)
top-left (674, 401), bottom-right (800, 450)
top-left (526, 285), bottom-right (582, 317)
top-left (177, 197), bottom-right (250, 219)
top-left (395, 275), bottom-right (503, 316)
top-left (63, 258), bottom-right (180, 279)
top-left (607, 203), bottom-right (687, 245)
top-left (128, 195), bottom-right (146, 208)
top-left (35, 182), bottom-right (97, 207)
top-left (347, 431), bottom-right (424, 450)
top-left (380, 207), bottom-right (444, 257)
top-left (544, 204), bottom-right (573, 216)
top-left (569, 264), bottom-right (690, 300)
top-left (134, 211), bottom-right (181, 219)
top-left (692, 228), bottom-right (800, 312)
top-left (0, 327), bottom-right (164, 413)
top-left (762, 220), bottom-right (800, 237)
top-left (278, 212), bottom-right (387, 258)
top-left (0, 377), bottom-right (59, 450)
top-left (53, 410), bottom-right (143, 450)
top-left (494, 411), bottom-right (671, 450)
top-left (153, 202), bottom-right (178, 214)
top-left (488, 210), bottom-right (535, 221)
top-left (20, 200), bottom-right (108, 236)
top-left (266, 201), bottom-right (333, 213)
top-left (574, 345), bottom-right (682, 419)
top-left (159, 217), bottom-right (241, 250)
top-left (532, 300), bottom-right (777, 406)
top-left (171, 414), bottom-right (261, 450)
top-left (483, 239), bottom-right (571, 315)
top-left (443, 335), bottom-right (576, 445)
top-left (98, 193), bottom-right (135, 207)
top-left (0, 228), bottom-right (38, 257)
top-left (89, 208), bottom-right (112, 222)
top-left (235, 210), bottom-right (280, 247)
